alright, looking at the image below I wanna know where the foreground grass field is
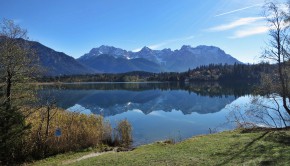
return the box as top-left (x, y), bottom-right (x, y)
top-left (29, 128), bottom-right (290, 166)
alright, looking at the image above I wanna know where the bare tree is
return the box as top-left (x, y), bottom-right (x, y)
top-left (227, 1), bottom-right (290, 129)
top-left (262, 1), bottom-right (290, 115)
top-left (0, 19), bottom-right (39, 108)
top-left (0, 19), bottom-right (39, 164)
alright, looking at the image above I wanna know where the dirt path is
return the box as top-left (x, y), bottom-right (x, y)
top-left (62, 148), bottom-right (118, 165)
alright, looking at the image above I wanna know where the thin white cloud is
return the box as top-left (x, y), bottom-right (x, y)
top-left (148, 35), bottom-right (194, 49)
top-left (229, 26), bottom-right (269, 38)
top-left (148, 42), bottom-right (168, 50)
top-left (132, 35), bottom-right (195, 52)
top-left (230, 21), bottom-right (290, 39)
top-left (132, 47), bottom-right (142, 52)
top-left (215, 3), bottom-right (264, 17)
top-left (208, 17), bottom-right (265, 31)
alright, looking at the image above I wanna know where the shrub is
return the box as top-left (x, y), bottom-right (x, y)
top-left (24, 108), bottom-right (112, 159)
top-left (114, 119), bottom-right (133, 148)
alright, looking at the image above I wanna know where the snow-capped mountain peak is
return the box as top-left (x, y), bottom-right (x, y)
top-left (78, 45), bottom-right (241, 72)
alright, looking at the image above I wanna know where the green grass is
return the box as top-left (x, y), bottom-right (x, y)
top-left (29, 128), bottom-right (290, 166)
top-left (26, 147), bottom-right (102, 166)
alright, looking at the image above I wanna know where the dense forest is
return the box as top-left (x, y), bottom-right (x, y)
top-left (39, 62), bottom-right (274, 83)
top-left (149, 62), bottom-right (274, 82)
top-left (39, 71), bottom-right (155, 82)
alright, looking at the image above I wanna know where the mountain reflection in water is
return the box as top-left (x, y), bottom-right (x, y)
top-left (38, 82), bottom-right (254, 145)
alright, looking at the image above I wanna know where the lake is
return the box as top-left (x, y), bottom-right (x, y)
top-left (39, 82), bottom-right (255, 146)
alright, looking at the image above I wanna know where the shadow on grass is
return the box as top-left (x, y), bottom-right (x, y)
top-left (217, 128), bottom-right (290, 165)
top-left (217, 128), bottom-right (290, 166)
top-left (264, 131), bottom-right (290, 146)
top-left (242, 127), bottom-right (290, 146)
top-left (218, 131), bottom-right (270, 165)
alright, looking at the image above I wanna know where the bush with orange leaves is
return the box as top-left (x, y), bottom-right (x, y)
top-left (23, 108), bottom-right (112, 159)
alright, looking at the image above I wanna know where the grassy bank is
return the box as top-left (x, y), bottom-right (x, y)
top-left (29, 128), bottom-right (290, 166)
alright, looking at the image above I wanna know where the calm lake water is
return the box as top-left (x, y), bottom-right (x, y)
top-left (39, 82), bottom-right (255, 146)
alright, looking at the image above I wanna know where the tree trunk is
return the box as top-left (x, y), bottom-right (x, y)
top-left (278, 63), bottom-right (290, 115)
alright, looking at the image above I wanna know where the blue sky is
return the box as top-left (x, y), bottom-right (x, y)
top-left (0, 0), bottom-right (285, 63)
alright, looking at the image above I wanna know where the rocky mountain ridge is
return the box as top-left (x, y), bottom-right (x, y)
top-left (78, 45), bottom-right (241, 73)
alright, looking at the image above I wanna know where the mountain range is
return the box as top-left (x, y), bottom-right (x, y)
top-left (1, 38), bottom-right (241, 76)
top-left (78, 45), bottom-right (241, 73)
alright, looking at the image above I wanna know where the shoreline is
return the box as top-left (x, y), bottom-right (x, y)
top-left (28, 127), bottom-right (290, 166)
top-left (33, 81), bottom-right (166, 85)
